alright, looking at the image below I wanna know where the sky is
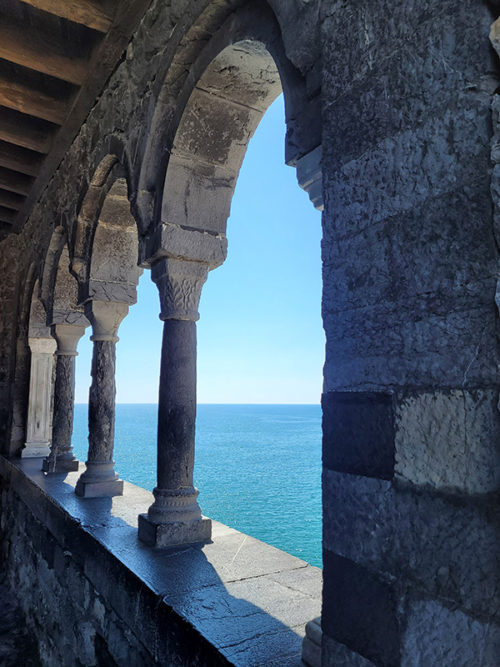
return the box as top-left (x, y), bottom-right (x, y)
top-left (74, 95), bottom-right (324, 404)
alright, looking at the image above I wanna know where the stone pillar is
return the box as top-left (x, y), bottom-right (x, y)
top-left (75, 300), bottom-right (128, 497)
top-left (43, 324), bottom-right (86, 473)
top-left (23, 336), bottom-right (57, 458)
top-left (138, 258), bottom-right (212, 547)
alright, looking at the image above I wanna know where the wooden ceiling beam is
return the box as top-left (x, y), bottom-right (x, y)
top-left (18, 0), bottom-right (113, 33)
top-left (0, 74), bottom-right (69, 125)
top-left (0, 17), bottom-right (89, 86)
top-left (0, 108), bottom-right (53, 153)
top-left (0, 188), bottom-right (25, 211)
top-left (0, 206), bottom-right (17, 224)
top-left (0, 140), bottom-right (43, 176)
top-left (0, 168), bottom-right (33, 196)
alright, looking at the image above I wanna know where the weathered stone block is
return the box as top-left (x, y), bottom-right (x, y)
top-left (401, 598), bottom-right (500, 667)
top-left (322, 549), bottom-right (400, 666)
top-left (323, 469), bottom-right (500, 622)
top-left (394, 389), bottom-right (500, 494)
top-left (323, 391), bottom-right (395, 479)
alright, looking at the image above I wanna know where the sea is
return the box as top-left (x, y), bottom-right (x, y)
top-left (72, 404), bottom-right (322, 568)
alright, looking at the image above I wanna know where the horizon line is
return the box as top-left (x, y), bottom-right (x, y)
top-left (74, 402), bottom-right (321, 406)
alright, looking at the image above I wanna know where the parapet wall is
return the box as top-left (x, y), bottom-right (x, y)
top-left (0, 456), bottom-right (321, 666)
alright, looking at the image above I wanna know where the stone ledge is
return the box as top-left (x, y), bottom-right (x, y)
top-left (0, 455), bottom-right (321, 666)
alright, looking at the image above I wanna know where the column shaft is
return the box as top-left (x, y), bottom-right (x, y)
top-left (88, 340), bottom-right (116, 463)
top-left (23, 337), bottom-right (57, 458)
top-left (75, 300), bottom-right (128, 498)
top-left (157, 319), bottom-right (197, 490)
top-left (43, 354), bottom-right (78, 472)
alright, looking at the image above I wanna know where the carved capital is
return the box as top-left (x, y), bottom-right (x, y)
top-left (28, 336), bottom-right (57, 355)
top-left (152, 258), bottom-right (208, 321)
top-left (85, 300), bottom-right (129, 342)
top-left (52, 323), bottom-right (87, 356)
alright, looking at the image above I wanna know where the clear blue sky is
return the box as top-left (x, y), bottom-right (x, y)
top-left (74, 95), bottom-right (324, 404)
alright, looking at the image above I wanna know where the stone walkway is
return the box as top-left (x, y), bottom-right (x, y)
top-left (0, 573), bottom-right (40, 666)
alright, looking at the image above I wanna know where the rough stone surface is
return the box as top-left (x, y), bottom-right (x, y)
top-left (0, 573), bottom-right (40, 666)
top-left (323, 469), bottom-right (499, 624)
top-left (401, 598), bottom-right (500, 667)
top-left (322, 391), bottom-right (395, 479)
top-left (394, 389), bottom-right (500, 494)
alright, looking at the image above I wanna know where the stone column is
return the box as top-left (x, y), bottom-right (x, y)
top-left (23, 336), bottom-right (57, 458)
top-left (138, 257), bottom-right (212, 547)
top-left (75, 300), bottom-right (128, 497)
top-left (43, 324), bottom-right (86, 473)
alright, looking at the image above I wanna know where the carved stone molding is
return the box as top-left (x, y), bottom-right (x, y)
top-left (296, 145), bottom-right (323, 211)
top-left (141, 222), bottom-right (228, 269)
top-left (147, 486), bottom-right (203, 524)
top-left (152, 257), bottom-right (209, 321)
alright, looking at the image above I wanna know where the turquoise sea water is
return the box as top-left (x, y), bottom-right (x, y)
top-left (72, 404), bottom-right (322, 567)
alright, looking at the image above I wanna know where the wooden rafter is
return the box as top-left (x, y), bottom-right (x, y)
top-left (0, 0), bottom-right (152, 237)
top-left (18, 0), bottom-right (114, 33)
top-left (0, 188), bottom-right (25, 211)
top-left (0, 17), bottom-right (87, 85)
top-left (0, 108), bottom-right (53, 154)
top-left (0, 168), bottom-right (33, 196)
top-left (0, 205), bottom-right (17, 224)
top-left (0, 73), bottom-right (69, 125)
top-left (0, 17), bottom-right (89, 85)
top-left (0, 140), bottom-right (43, 177)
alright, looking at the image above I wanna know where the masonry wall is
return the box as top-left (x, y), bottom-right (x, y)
top-left (320, 1), bottom-right (500, 664)
top-left (0, 460), bottom-right (231, 666)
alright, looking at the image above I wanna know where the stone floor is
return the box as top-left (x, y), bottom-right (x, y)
top-left (0, 573), bottom-right (41, 666)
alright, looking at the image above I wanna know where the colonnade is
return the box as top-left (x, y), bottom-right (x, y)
top-left (22, 232), bottom-right (226, 548)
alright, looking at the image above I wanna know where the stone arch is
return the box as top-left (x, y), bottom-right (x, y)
top-left (135, 1), bottom-right (323, 549)
top-left (41, 226), bottom-right (89, 329)
top-left (72, 157), bottom-right (142, 304)
top-left (138, 0), bottom-right (319, 258)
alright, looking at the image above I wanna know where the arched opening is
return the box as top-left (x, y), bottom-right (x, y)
top-left (194, 93), bottom-right (323, 565)
top-left (134, 4), bottom-right (325, 560)
top-left (36, 228), bottom-right (90, 473)
top-left (71, 166), bottom-right (143, 497)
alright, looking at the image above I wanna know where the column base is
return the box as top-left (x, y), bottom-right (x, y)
top-left (42, 455), bottom-right (79, 474)
top-left (22, 442), bottom-right (51, 458)
top-left (75, 461), bottom-right (123, 498)
top-left (75, 477), bottom-right (123, 498)
top-left (138, 514), bottom-right (212, 548)
top-left (302, 617), bottom-right (322, 667)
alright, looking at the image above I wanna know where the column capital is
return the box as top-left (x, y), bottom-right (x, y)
top-left (84, 300), bottom-right (129, 342)
top-left (152, 257), bottom-right (208, 322)
top-left (28, 336), bottom-right (57, 355)
top-left (52, 323), bottom-right (87, 356)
